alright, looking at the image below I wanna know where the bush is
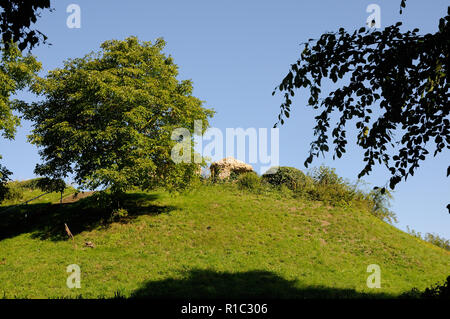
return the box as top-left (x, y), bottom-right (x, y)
top-left (262, 166), bottom-right (363, 206)
top-left (110, 208), bottom-right (129, 222)
top-left (421, 276), bottom-right (450, 298)
top-left (423, 233), bottom-right (450, 251)
top-left (407, 226), bottom-right (450, 251)
top-left (368, 188), bottom-right (397, 224)
top-left (304, 166), bottom-right (359, 206)
top-left (402, 276), bottom-right (450, 299)
top-left (90, 191), bottom-right (114, 209)
top-left (0, 165), bottom-right (12, 203)
top-left (262, 166), bottom-right (312, 191)
top-left (15, 178), bottom-right (45, 190)
top-left (237, 172), bottom-right (261, 191)
top-left (306, 183), bottom-right (355, 206)
top-left (3, 183), bottom-right (25, 201)
top-left (309, 166), bottom-right (343, 185)
top-left (406, 226), bottom-right (422, 239)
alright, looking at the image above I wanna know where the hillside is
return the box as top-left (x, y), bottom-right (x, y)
top-left (0, 182), bottom-right (448, 298)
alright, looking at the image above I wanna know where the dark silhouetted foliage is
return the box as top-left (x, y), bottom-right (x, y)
top-left (0, 164), bottom-right (11, 202)
top-left (0, 0), bottom-right (52, 51)
top-left (273, 3), bottom-right (449, 212)
top-left (403, 276), bottom-right (450, 299)
top-left (421, 276), bottom-right (450, 298)
top-left (35, 177), bottom-right (66, 194)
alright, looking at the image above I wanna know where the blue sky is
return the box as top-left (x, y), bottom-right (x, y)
top-left (0, 0), bottom-right (449, 237)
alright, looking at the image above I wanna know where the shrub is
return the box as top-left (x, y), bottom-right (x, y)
top-left (368, 188), bottom-right (397, 224)
top-left (402, 276), bottom-right (450, 299)
top-left (228, 170), bottom-right (240, 181)
top-left (309, 165), bottom-right (343, 185)
top-left (406, 226), bottom-right (422, 239)
top-left (110, 208), bottom-right (129, 222)
top-left (0, 165), bottom-right (12, 203)
top-left (237, 172), bottom-right (261, 191)
top-left (4, 183), bottom-right (25, 201)
top-left (15, 178), bottom-right (44, 190)
top-left (306, 183), bottom-right (354, 206)
top-left (421, 276), bottom-right (450, 298)
top-left (423, 233), bottom-right (450, 251)
top-left (90, 191), bottom-right (114, 209)
top-left (304, 166), bottom-right (359, 206)
top-left (407, 226), bottom-right (450, 251)
top-left (278, 183), bottom-right (294, 197)
top-left (262, 166), bottom-right (312, 191)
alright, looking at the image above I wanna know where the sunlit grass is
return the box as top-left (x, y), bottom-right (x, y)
top-left (0, 183), bottom-right (448, 298)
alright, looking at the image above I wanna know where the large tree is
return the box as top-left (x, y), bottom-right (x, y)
top-left (19, 37), bottom-right (213, 201)
top-left (273, 4), bottom-right (449, 211)
top-left (0, 0), bottom-right (50, 200)
top-left (0, 43), bottom-right (41, 201)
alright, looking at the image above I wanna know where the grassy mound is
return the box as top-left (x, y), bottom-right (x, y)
top-left (0, 182), bottom-right (448, 298)
top-left (0, 178), bottom-right (77, 207)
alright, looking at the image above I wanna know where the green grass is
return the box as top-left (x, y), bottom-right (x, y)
top-left (0, 182), bottom-right (448, 298)
top-left (0, 182), bottom-right (77, 207)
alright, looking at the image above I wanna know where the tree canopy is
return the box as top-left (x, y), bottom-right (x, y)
top-left (0, 164), bottom-right (10, 202)
top-left (18, 37), bottom-right (213, 197)
top-left (1, 44), bottom-right (41, 140)
top-left (0, 0), bottom-right (52, 51)
top-left (273, 5), bottom-right (449, 211)
top-left (0, 43), bottom-right (41, 202)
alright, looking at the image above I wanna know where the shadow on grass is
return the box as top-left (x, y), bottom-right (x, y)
top-left (130, 269), bottom-right (396, 299)
top-left (0, 192), bottom-right (176, 241)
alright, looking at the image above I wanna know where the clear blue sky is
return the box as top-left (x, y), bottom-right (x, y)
top-left (0, 0), bottom-right (448, 238)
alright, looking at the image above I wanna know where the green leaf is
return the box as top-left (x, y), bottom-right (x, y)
top-left (19, 36), bottom-right (213, 195)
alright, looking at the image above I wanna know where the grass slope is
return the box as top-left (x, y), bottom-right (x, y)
top-left (0, 183), bottom-right (448, 298)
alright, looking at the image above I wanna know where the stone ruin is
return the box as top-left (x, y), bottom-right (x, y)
top-left (210, 157), bottom-right (254, 180)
